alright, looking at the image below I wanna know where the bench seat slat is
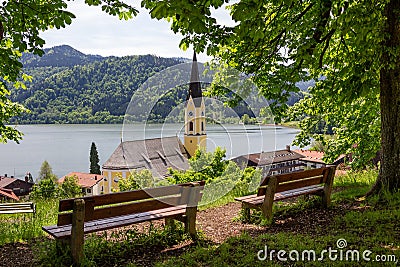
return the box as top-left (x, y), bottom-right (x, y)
top-left (0, 210), bottom-right (35, 214)
top-left (0, 203), bottom-right (35, 214)
top-left (0, 207), bottom-right (33, 211)
top-left (235, 184), bottom-right (324, 206)
top-left (43, 205), bottom-right (187, 239)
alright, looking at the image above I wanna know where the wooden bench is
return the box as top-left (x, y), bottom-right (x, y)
top-left (235, 166), bottom-right (336, 222)
top-left (42, 181), bottom-right (204, 264)
top-left (0, 202), bottom-right (36, 214)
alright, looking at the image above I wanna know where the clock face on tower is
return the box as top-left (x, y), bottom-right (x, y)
top-left (188, 111), bottom-right (194, 117)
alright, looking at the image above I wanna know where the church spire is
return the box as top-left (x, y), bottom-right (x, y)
top-left (187, 52), bottom-right (202, 106)
top-left (184, 51), bottom-right (207, 157)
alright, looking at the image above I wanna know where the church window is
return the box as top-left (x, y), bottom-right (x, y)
top-left (201, 122), bottom-right (204, 131)
top-left (189, 121), bottom-right (194, 131)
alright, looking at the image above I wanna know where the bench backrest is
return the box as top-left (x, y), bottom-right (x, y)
top-left (57, 181), bottom-right (205, 226)
top-left (0, 202), bottom-right (36, 214)
top-left (257, 166), bottom-right (335, 196)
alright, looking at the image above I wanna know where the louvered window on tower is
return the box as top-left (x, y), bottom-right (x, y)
top-left (189, 121), bottom-right (194, 131)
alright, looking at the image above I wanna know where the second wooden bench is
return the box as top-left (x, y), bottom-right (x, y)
top-left (0, 202), bottom-right (36, 215)
top-left (235, 166), bottom-right (336, 222)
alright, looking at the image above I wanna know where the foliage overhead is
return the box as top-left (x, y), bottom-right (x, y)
top-left (141, 0), bottom-right (400, 193)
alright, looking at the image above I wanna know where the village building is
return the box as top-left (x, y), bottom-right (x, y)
top-left (294, 149), bottom-right (327, 169)
top-left (101, 53), bottom-right (205, 193)
top-left (59, 172), bottom-right (104, 196)
top-left (0, 175), bottom-right (34, 197)
top-left (294, 149), bottom-right (346, 169)
top-left (0, 188), bottom-right (20, 201)
top-left (231, 145), bottom-right (305, 176)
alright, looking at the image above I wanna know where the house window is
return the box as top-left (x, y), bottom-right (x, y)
top-left (189, 121), bottom-right (194, 131)
top-left (87, 188), bottom-right (92, 193)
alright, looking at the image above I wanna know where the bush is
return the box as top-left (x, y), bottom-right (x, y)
top-left (57, 175), bottom-right (83, 198)
top-left (117, 169), bottom-right (156, 192)
top-left (31, 177), bottom-right (57, 199)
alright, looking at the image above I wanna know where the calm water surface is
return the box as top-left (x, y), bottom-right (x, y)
top-left (0, 124), bottom-right (300, 178)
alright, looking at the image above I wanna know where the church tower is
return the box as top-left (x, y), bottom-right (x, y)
top-left (184, 52), bottom-right (206, 157)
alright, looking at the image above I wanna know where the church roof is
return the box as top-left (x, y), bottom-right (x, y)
top-left (186, 52), bottom-right (203, 107)
top-left (102, 136), bottom-right (189, 177)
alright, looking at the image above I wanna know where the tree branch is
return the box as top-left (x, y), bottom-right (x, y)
top-left (319, 29), bottom-right (335, 68)
top-left (0, 20), bottom-right (3, 42)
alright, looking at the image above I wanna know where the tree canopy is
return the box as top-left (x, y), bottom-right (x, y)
top-left (141, 0), bottom-right (400, 194)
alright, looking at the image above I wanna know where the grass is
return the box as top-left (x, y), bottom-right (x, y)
top-left (0, 199), bottom-right (58, 245)
top-left (199, 182), bottom-right (252, 210)
top-left (1, 170), bottom-right (399, 266)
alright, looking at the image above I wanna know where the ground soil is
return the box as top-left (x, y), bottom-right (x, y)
top-left (0, 200), bottom-right (359, 267)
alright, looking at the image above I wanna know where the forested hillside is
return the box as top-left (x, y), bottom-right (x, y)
top-left (10, 45), bottom-right (309, 124)
top-left (10, 46), bottom-right (183, 124)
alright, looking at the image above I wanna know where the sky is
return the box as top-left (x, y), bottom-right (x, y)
top-left (41, 1), bottom-right (234, 63)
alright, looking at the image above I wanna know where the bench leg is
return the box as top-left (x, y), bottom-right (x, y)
top-left (322, 165), bottom-right (336, 208)
top-left (260, 176), bottom-right (277, 222)
top-left (185, 207), bottom-right (197, 239)
top-left (71, 199), bottom-right (85, 265)
top-left (242, 203), bottom-right (251, 222)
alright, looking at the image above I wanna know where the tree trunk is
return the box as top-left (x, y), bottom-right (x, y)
top-left (370, 0), bottom-right (400, 194)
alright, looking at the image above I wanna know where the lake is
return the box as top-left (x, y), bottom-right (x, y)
top-left (0, 124), bottom-right (300, 179)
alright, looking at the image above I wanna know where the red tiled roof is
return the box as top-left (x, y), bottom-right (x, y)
top-left (0, 177), bottom-right (17, 188)
top-left (293, 149), bottom-right (326, 164)
top-left (0, 188), bottom-right (20, 201)
top-left (59, 172), bottom-right (103, 188)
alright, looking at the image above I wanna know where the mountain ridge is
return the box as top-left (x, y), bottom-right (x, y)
top-left (21, 45), bottom-right (104, 68)
top-left (12, 46), bottom-right (184, 124)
